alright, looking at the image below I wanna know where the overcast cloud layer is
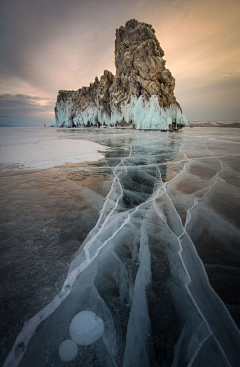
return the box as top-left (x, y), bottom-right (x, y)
top-left (0, 0), bottom-right (239, 126)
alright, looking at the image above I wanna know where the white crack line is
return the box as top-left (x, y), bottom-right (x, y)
top-left (83, 144), bottom-right (132, 262)
top-left (208, 138), bottom-right (240, 145)
top-left (186, 334), bottom-right (211, 367)
top-left (184, 140), bottom-right (224, 229)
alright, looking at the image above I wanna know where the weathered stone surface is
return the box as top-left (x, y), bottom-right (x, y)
top-left (55, 19), bottom-right (187, 130)
top-left (111, 19), bottom-right (178, 108)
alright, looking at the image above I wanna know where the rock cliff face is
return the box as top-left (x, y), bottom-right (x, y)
top-left (55, 19), bottom-right (187, 130)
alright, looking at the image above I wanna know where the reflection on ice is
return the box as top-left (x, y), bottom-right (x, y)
top-left (2, 127), bottom-right (240, 367)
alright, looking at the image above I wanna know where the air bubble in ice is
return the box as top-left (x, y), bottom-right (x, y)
top-left (69, 311), bottom-right (104, 346)
top-left (58, 339), bottom-right (78, 362)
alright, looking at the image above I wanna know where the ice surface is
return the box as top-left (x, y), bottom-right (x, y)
top-left (1, 126), bottom-right (240, 367)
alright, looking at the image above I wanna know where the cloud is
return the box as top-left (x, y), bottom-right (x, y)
top-left (0, 0), bottom-right (239, 124)
top-left (0, 94), bottom-right (52, 106)
top-left (0, 94), bottom-right (54, 126)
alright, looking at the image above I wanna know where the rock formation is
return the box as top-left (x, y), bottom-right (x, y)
top-left (55, 19), bottom-right (187, 130)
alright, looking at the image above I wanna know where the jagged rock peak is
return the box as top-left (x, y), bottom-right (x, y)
top-left (112, 19), bottom-right (179, 109)
top-left (55, 19), bottom-right (187, 130)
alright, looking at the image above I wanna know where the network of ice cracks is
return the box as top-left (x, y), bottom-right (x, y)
top-left (4, 132), bottom-right (240, 367)
top-left (56, 95), bottom-right (188, 129)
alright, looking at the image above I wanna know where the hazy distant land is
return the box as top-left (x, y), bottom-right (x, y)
top-left (188, 121), bottom-right (240, 128)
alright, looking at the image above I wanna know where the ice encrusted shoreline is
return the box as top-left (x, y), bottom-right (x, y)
top-left (56, 95), bottom-right (188, 130)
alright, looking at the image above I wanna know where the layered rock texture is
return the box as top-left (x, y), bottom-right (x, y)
top-left (55, 19), bottom-right (187, 130)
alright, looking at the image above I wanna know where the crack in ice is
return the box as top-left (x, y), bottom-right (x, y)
top-left (3, 133), bottom-right (240, 367)
top-left (152, 141), bottom-right (239, 367)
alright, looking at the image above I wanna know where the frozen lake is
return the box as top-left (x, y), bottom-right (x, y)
top-left (0, 126), bottom-right (240, 367)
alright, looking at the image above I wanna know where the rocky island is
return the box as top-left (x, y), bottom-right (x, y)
top-left (55, 19), bottom-right (188, 130)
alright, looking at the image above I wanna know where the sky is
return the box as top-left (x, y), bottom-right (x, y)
top-left (0, 0), bottom-right (239, 126)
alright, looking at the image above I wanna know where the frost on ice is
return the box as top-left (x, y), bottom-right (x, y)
top-left (69, 311), bottom-right (104, 346)
top-left (58, 340), bottom-right (78, 362)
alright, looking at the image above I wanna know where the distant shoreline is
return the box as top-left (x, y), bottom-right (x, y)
top-left (188, 122), bottom-right (240, 128)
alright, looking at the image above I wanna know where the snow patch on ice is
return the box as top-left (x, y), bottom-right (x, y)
top-left (0, 128), bottom-right (108, 169)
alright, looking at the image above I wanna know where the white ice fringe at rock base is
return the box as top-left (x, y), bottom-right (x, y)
top-left (110, 95), bottom-right (188, 129)
top-left (55, 95), bottom-right (188, 130)
top-left (55, 97), bottom-right (73, 128)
